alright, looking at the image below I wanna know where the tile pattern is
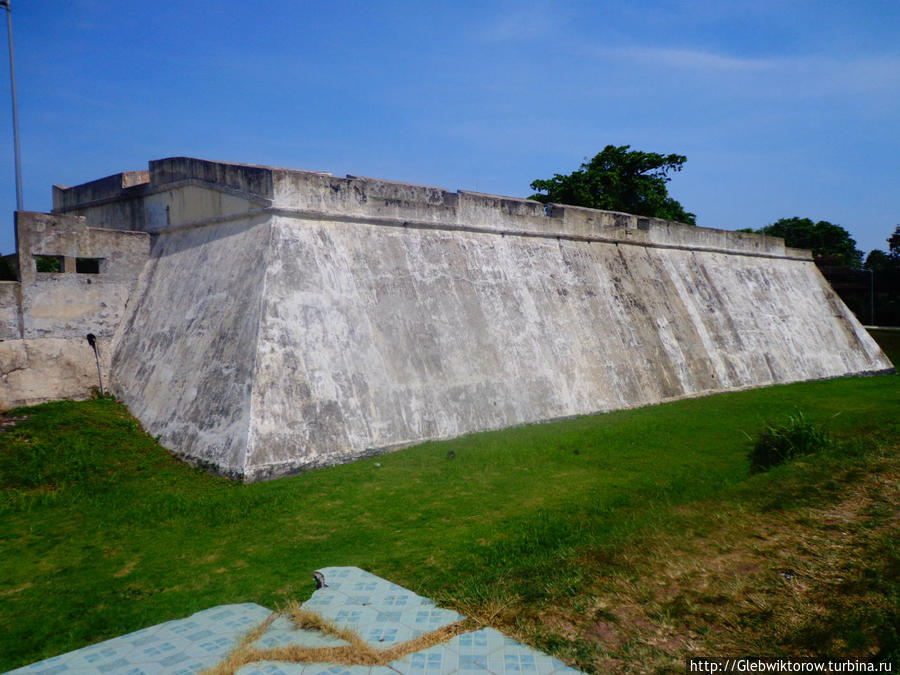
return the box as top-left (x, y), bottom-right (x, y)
top-left (7, 568), bottom-right (582, 675)
top-left (7, 603), bottom-right (273, 675)
top-left (387, 628), bottom-right (582, 675)
top-left (299, 567), bottom-right (464, 648)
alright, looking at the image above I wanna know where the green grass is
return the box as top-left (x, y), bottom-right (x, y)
top-left (538, 441), bottom-right (900, 670)
top-left (748, 411), bottom-right (833, 473)
top-left (1, 337), bottom-right (898, 672)
top-left (869, 327), bottom-right (900, 366)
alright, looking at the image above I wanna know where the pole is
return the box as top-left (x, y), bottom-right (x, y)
top-left (86, 333), bottom-right (105, 396)
top-left (2, 0), bottom-right (22, 212)
top-left (869, 268), bottom-right (875, 326)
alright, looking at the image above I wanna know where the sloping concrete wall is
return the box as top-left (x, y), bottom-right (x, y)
top-left (109, 215), bottom-right (270, 474)
top-left (241, 214), bottom-right (888, 479)
top-left (54, 158), bottom-right (889, 480)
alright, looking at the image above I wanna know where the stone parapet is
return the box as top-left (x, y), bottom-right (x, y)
top-left (150, 157), bottom-right (276, 202)
top-left (53, 157), bottom-right (806, 260)
top-left (52, 170), bottom-right (149, 211)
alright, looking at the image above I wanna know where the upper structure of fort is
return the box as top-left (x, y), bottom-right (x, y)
top-left (0, 158), bottom-right (892, 480)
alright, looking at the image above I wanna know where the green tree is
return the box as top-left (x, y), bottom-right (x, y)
top-left (864, 249), bottom-right (895, 271)
top-left (751, 217), bottom-right (863, 268)
top-left (529, 145), bottom-right (696, 224)
top-left (888, 225), bottom-right (900, 257)
top-left (34, 255), bottom-right (62, 273)
top-left (864, 225), bottom-right (900, 271)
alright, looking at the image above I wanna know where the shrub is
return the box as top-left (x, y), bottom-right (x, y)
top-left (34, 255), bottom-right (63, 273)
top-left (749, 412), bottom-right (832, 473)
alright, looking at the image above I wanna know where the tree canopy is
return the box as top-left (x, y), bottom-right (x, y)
top-left (748, 217), bottom-right (864, 268)
top-left (864, 225), bottom-right (900, 271)
top-left (529, 145), bottom-right (696, 225)
top-left (889, 225), bottom-right (900, 257)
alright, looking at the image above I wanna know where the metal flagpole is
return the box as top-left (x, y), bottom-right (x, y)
top-left (1, 0), bottom-right (22, 212)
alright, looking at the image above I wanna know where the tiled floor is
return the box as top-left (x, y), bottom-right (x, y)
top-left (7, 567), bottom-right (582, 675)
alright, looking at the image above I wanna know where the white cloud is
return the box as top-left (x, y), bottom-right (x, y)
top-left (589, 45), bottom-right (900, 99)
top-left (469, 2), bottom-right (571, 43)
top-left (613, 46), bottom-right (773, 73)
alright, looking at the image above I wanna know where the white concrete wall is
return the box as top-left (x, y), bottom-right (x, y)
top-left (16, 212), bottom-right (150, 339)
top-left (48, 158), bottom-right (891, 480)
top-left (0, 212), bottom-right (150, 411)
top-left (0, 281), bottom-right (19, 340)
top-left (240, 215), bottom-right (889, 480)
top-left (0, 337), bottom-right (110, 410)
top-left (109, 215), bottom-right (271, 475)
top-left (20, 276), bottom-right (136, 339)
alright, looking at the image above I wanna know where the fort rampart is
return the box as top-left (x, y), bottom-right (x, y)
top-left (1, 157), bottom-right (890, 480)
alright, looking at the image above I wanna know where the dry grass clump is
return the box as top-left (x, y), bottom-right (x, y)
top-left (490, 448), bottom-right (900, 674)
top-left (201, 601), bottom-right (477, 675)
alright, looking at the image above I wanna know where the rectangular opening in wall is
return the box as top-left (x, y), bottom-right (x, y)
top-left (0, 253), bottom-right (17, 280)
top-left (76, 257), bottom-right (103, 274)
top-left (34, 255), bottom-right (63, 273)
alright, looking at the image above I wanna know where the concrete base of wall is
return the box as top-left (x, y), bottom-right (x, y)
top-left (0, 337), bottom-right (110, 410)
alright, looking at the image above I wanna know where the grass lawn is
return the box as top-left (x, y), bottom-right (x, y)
top-left (1, 333), bottom-right (897, 673)
top-left (869, 328), bottom-right (900, 366)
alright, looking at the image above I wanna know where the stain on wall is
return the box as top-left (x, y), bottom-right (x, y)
top-left (44, 158), bottom-right (892, 480)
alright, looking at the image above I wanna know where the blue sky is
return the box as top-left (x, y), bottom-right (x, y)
top-left (0, 0), bottom-right (898, 256)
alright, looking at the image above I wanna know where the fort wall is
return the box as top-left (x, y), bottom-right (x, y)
top-left (0, 212), bottom-right (149, 410)
top-left (54, 158), bottom-right (798, 259)
top-left (0, 338), bottom-right (114, 410)
top-left (44, 158), bottom-right (893, 480)
top-left (109, 215), bottom-right (270, 473)
top-left (0, 281), bottom-right (19, 340)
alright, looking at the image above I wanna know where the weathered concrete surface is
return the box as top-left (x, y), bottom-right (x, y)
top-left (52, 170), bottom-right (151, 232)
top-left (110, 216), bottom-right (270, 474)
top-left (0, 280), bottom-right (20, 339)
top-left (0, 337), bottom-right (110, 409)
top-left (0, 212), bottom-right (148, 411)
top-left (15, 211), bottom-right (150, 339)
top-left (49, 158), bottom-right (893, 480)
top-left (242, 218), bottom-right (888, 479)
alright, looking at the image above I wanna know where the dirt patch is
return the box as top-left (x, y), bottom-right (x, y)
top-left (487, 449), bottom-right (900, 673)
top-left (112, 559), bottom-right (139, 578)
top-left (0, 415), bottom-right (26, 432)
top-left (0, 582), bottom-right (33, 597)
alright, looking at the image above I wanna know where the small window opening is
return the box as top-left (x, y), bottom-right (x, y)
top-left (0, 255), bottom-right (16, 281)
top-left (76, 258), bottom-right (102, 274)
top-left (34, 255), bottom-right (63, 273)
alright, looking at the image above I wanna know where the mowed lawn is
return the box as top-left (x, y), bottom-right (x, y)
top-left (1, 331), bottom-right (897, 673)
